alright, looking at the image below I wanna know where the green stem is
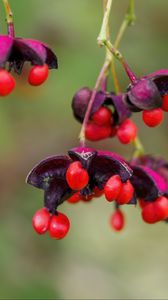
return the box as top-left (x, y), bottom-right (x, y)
top-left (114, 1), bottom-right (135, 48)
top-left (2, 0), bottom-right (15, 37)
top-left (111, 59), bottom-right (121, 94)
top-left (104, 40), bottom-right (137, 83)
top-left (79, 0), bottom-right (113, 145)
top-left (126, 0), bottom-right (136, 26)
top-left (98, 0), bottom-right (137, 84)
top-left (132, 137), bottom-right (145, 158)
top-left (79, 59), bottom-right (110, 145)
top-left (97, 0), bottom-right (113, 46)
top-left (109, 1), bottom-right (144, 157)
top-left (99, 0), bottom-right (144, 157)
top-left (79, 0), bottom-right (144, 155)
top-left (111, 0), bottom-right (135, 94)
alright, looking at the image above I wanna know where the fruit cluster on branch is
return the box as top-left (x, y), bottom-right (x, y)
top-left (1, 0), bottom-right (168, 240)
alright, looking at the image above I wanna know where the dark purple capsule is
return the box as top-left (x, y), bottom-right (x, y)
top-left (26, 147), bottom-right (133, 211)
top-left (72, 87), bottom-right (131, 125)
top-left (127, 78), bottom-right (162, 111)
top-left (0, 35), bottom-right (58, 74)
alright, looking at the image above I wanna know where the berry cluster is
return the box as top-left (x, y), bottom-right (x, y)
top-left (130, 155), bottom-right (168, 224)
top-left (0, 30), bottom-right (57, 96)
top-left (72, 88), bottom-right (137, 144)
top-left (85, 106), bottom-right (115, 141)
top-left (33, 208), bottom-right (70, 239)
top-left (17, 0), bottom-right (168, 240)
top-left (27, 147), bottom-right (134, 238)
top-left (127, 72), bottom-right (168, 128)
top-left (27, 147), bottom-right (168, 239)
top-left (104, 175), bottom-right (134, 204)
top-left (72, 69), bottom-right (168, 145)
top-left (140, 196), bottom-right (168, 224)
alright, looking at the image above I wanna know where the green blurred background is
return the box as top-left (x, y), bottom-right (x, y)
top-left (1, 0), bottom-right (168, 299)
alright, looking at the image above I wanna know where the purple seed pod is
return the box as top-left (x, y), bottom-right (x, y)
top-left (130, 155), bottom-right (168, 201)
top-left (0, 35), bottom-right (58, 74)
top-left (147, 69), bottom-right (168, 96)
top-left (126, 69), bottom-right (168, 112)
top-left (26, 147), bottom-right (133, 213)
top-left (106, 93), bottom-right (131, 124)
top-left (127, 78), bottom-right (162, 111)
top-left (130, 155), bottom-right (168, 171)
top-left (72, 87), bottom-right (93, 123)
top-left (72, 87), bottom-right (131, 125)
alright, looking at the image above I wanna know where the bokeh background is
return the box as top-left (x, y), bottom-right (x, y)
top-left (1, 0), bottom-right (168, 299)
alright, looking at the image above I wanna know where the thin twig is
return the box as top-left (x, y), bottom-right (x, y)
top-left (2, 0), bottom-right (15, 37)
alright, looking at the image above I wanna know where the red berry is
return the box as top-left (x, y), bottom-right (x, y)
top-left (117, 119), bottom-right (137, 144)
top-left (142, 197), bottom-right (168, 224)
top-left (0, 69), bottom-right (15, 96)
top-left (104, 175), bottom-right (122, 202)
top-left (67, 192), bottom-right (81, 204)
top-left (110, 210), bottom-right (125, 231)
top-left (85, 123), bottom-right (111, 141)
top-left (32, 207), bottom-right (50, 235)
top-left (92, 107), bottom-right (112, 126)
top-left (139, 199), bottom-right (148, 209)
top-left (154, 196), bottom-right (168, 221)
top-left (81, 194), bottom-right (93, 202)
top-left (162, 94), bottom-right (168, 112)
top-left (141, 202), bottom-right (159, 224)
top-left (28, 64), bottom-right (49, 86)
top-left (66, 161), bottom-right (89, 190)
top-left (49, 212), bottom-right (70, 239)
top-left (116, 180), bottom-right (134, 205)
top-left (93, 187), bottom-right (104, 198)
top-left (142, 108), bottom-right (163, 127)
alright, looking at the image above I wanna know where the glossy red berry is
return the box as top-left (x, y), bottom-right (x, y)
top-left (85, 123), bottom-right (111, 141)
top-left (0, 69), bottom-right (15, 96)
top-left (116, 180), bottom-right (134, 205)
top-left (93, 187), bottom-right (104, 198)
top-left (104, 175), bottom-right (122, 202)
top-left (28, 64), bottom-right (49, 86)
top-left (66, 161), bottom-right (89, 190)
top-left (110, 210), bottom-right (125, 231)
top-left (142, 108), bottom-right (163, 127)
top-left (67, 192), bottom-right (81, 204)
top-left (139, 199), bottom-right (148, 209)
top-left (162, 94), bottom-right (168, 112)
top-left (81, 194), bottom-right (93, 202)
top-left (141, 202), bottom-right (158, 224)
top-left (32, 207), bottom-right (50, 234)
top-left (49, 212), bottom-right (70, 239)
top-left (117, 119), bottom-right (137, 144)
top-left (92, 106), bottom-right (112, 126)
top-left (154, 196), bottom-right (168, 221)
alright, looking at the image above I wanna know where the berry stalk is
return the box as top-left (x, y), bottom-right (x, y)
top-left (2, 0), bottom-right (15, 37)
top-left (111, 0), bottom-right (136, 93)
top-left (105, 40), bottom-right (137, 83)
top-left (79, 0), bottom-right (113, 145)
top-left (79, 0), bottom-right (144, 157)
top-left (98, 0), bottom-right (137, 84)
top-left (132, 136), bottom-right (145, 158)
top-left (97, 0), bottom-right (113, 46)
top-left (107, 1), bottom-right (144, 157)
top-left (79, 60), bottom-right (110, 145)
top-left (79, 0), bottom-right (135, 145)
